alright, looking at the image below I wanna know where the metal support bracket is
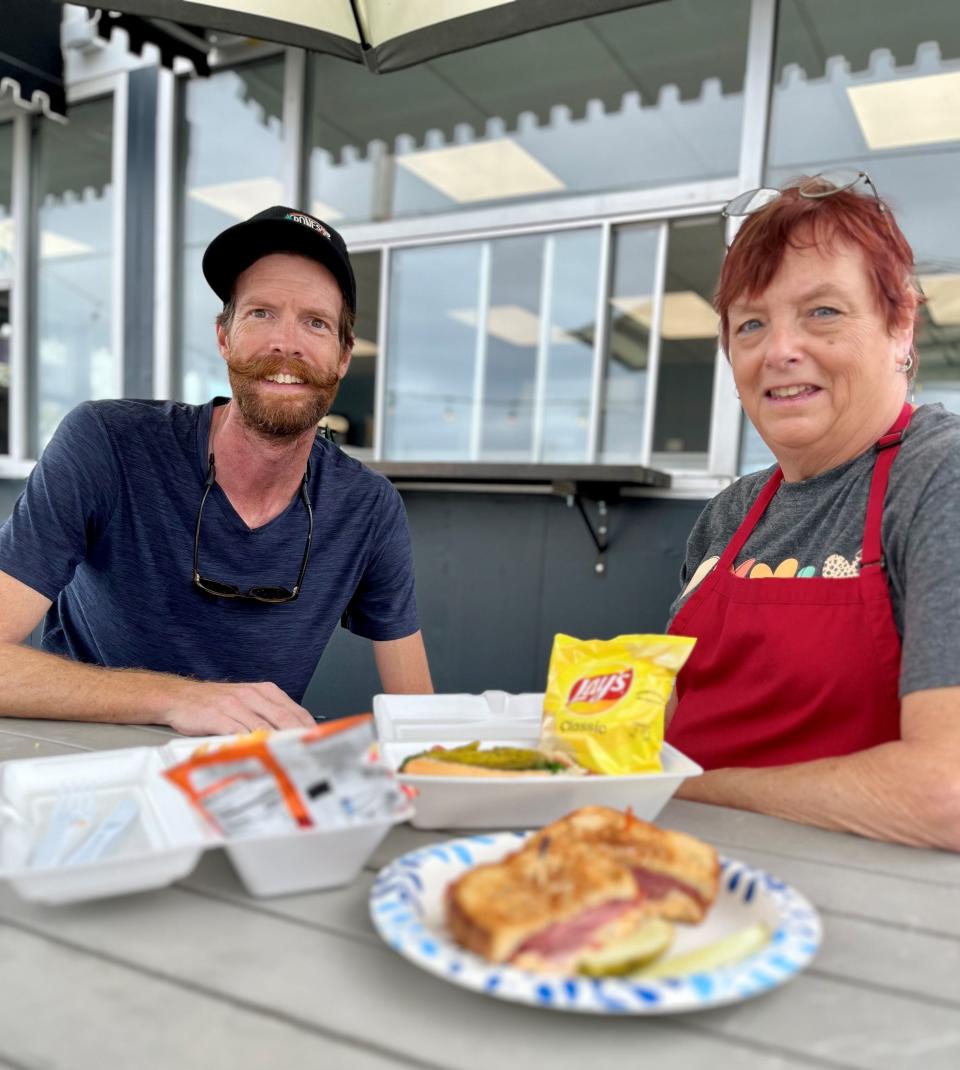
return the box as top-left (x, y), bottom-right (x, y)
top-left (553, 480), bottom-right (614, 576)
top-left (574, 495), bottom-right (608, 575)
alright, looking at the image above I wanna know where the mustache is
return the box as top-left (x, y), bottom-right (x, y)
top-left (227, 354), bottom-right (341, 390)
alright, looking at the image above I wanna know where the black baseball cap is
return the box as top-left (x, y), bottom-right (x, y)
top-left (202, 205), bottom-right (357, 313)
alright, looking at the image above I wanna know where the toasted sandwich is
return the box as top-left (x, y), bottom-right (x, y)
top-left (525, 806), bottom-right (719, 923)
top-left (446, 838), bottom-right (649, 974)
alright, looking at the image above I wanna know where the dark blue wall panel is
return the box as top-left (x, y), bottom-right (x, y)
top-left (0, 479), bottom-right (706, 718)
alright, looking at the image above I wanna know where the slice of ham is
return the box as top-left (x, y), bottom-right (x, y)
top-left (631, 866), bottom-right (706, 910)
top-left (512, 898), bottom-right (639, 961)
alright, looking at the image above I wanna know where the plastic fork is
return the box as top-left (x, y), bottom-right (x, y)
top-left (28, 785), bottom-right (96, 869)
top-left (65, 797), bottom-right (140, 866)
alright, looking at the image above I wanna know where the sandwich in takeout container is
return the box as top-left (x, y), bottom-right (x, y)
top-left (374, 689), bottom-right (702, 829)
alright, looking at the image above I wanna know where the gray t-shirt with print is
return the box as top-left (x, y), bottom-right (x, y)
top-left (670, 404), bottom-right (960, 698)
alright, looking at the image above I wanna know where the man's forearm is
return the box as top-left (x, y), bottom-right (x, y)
top-left (0, 641), bottom-right (317, 736)
top-left (677, 740), bottom-right (960, 851)
top-left (0, 641), bottom-right (191, 725)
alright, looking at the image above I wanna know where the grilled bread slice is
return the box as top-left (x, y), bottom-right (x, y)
top-left (446, 838), bottom-right (647, 973)
top-left (525, 806), bottom-right (719, 923)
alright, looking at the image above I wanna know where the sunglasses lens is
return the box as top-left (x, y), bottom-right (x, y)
top-left (723, 188), bottom-right (780, 217)
top-left (249, 586), bottom-right (294, 603)
top-left (197, 577), bottom-right (240, 597)
top-left (800, 169), bottom-right (863, 198)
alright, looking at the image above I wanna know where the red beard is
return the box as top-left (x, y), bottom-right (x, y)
top-left (226, 353), bottom-right (343, 438)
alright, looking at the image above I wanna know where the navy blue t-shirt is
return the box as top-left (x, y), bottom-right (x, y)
top-left (0, 399), bottom-right (419, 704)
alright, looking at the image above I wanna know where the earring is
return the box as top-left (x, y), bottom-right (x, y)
top-left (900, 352), bottom-right (914, 374)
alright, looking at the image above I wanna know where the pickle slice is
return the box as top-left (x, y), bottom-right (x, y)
top-left (578, 918), bottom-right (674, 977)
top-left (400, 743), bottom-right (566, 773)
top-left (630, 921), bottom-right (771, 979)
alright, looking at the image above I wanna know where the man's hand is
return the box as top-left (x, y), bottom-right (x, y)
top-left (161, 679), bottom-right (316, 736)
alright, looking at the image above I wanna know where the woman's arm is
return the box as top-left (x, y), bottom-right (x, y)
top-left (677, 686), bottom-right (960, 850)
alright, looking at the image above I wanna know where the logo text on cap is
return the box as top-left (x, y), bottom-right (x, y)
top-left (285, 213), bottom-right (331, 239)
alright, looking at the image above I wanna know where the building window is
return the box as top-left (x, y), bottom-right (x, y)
top-left (740, 0), bottom-right (960, 473)
top-left (651, 218), bottom-right (724, 470)
top-left (0, 122), bottom-right (12, 455)
top-left (600, 223), bottom-right (661, 463)
top-left (33, 96), bottom-right (115, 453)
top-left (176, 58), bottom-right (285, 404)
top-left (383, 228), bottom-right (602, 461)
top-left (306, 0), bottom-right (751, 225)
top-left (331, 250), bottom-right (379, 451)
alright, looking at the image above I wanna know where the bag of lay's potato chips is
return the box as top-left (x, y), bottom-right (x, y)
top-left (539, 633), bottom-right (696, 775)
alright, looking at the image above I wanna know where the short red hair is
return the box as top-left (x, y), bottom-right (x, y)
top-left (715, 180), bottom-right (923, 358)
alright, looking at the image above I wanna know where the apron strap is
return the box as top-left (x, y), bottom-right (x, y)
top-left (861, 402), bottom-right (914, 569)
top-left (717, 466), bottom-right (784, 571)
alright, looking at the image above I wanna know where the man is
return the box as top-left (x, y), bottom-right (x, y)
top-left (0, 206), bottom-right (432, 735)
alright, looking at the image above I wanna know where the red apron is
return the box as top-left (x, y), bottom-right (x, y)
top-left (666, 404), bottom-right (912, 768)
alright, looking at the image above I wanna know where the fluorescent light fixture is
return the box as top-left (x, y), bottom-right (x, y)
top-left (188, 179), bottom-right (344, 224)
top-left (351, 336), bottom-right (378, 357)
top-left (847, 72), bottom-right (960, 150)
top-left (449, 305), bottom-right (576, 347)
top-left (40, 230), bottom-right (95, 259)
top-left (611, 291), bottom-right (718, 340)
top-left (189, 177), bottom-right (286, 220)
top-left (919, 274), bottom-right (960, 326)
top-left (398, 139), bottom-right (564, 204)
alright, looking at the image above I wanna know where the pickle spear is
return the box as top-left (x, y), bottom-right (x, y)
top-left (630, 921), bottom-right (771, 979)
top-left (399, 743), bottom-right (567, 773)
top-left (578, 918), bottom-right (674, 977)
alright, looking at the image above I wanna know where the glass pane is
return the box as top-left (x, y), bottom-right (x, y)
top-left (765, 0), bottom-right (960, 429)
top-left (176, 59), bottom-right (285, 403)
top-left (0, 289), bottom-right (9, 456)
top-left (328, 251), bottom-right (380, 450)
top-left (480, 235), bottom-right (544, 460)
top-left (306, 0), bottom-right (750, 224)
top-left (0, 122), bottom-right (12, 455)
top-left (540, 229), bottom-right (602, 463)
top-left (384, 243), bottom-right (483, 459)
top-left (914, 301), bottom-right (960, 411)
top-left (34, 97), bottom-right (115, 452)
top-left (651, 218), bottom-right (724, 468)
top-left (383, 229), bottom-right (602, 462)
top-left (599, 224), bottom-right (660, 462)
top-left (738, 419), bottom-right (774, 475)
top-left (0, 122), bottom-right (12, 280)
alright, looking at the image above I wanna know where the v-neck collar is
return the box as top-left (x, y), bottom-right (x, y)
top-left (193, 398), bottom-right (306, 536)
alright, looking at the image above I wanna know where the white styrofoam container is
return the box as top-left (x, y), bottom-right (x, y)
top-left (225, 807), bottom-right (414, 897)
top-left (374, 691), bottom-right (702, 830)
top-left (0, 731), bottom-right (411, 903)
top-left (0, 747), bottom-right (215, 904)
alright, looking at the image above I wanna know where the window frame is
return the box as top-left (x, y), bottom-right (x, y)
top-left (0, 68), bottom-right (128, 473)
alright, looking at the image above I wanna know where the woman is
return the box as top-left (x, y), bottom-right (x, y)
top-left (664, 172), bottom-right (960, 850)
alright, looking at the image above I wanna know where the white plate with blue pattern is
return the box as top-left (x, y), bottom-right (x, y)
top-left (370, 831), bottom-right (822, 1014)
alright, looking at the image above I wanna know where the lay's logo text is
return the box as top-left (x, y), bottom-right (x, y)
top-left (566, 668), bottom-right (633, 714)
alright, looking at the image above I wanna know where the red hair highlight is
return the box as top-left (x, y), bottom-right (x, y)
top-left (715, 181), bottom-right (922, 355)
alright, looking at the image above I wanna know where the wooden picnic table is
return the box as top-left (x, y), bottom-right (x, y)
top-left (0, 717), bottom-right (957, 1070)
